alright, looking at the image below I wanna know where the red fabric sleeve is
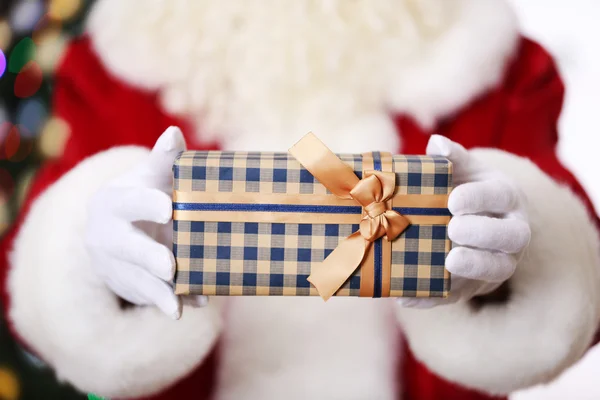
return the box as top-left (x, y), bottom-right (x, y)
top-left (399, 38), bottom-right (599, 400)
top-left (0, 36), bottom-right (210, 336)
top-left (401, 38), bottom-right (598, 221)
top-left (494, 38), bottom-right (598, 223)
top-left (402, 348), bottom-right (505, 400)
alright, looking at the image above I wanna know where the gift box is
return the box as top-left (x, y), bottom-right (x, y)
top-left (172, 133), bottom-right (452, 300)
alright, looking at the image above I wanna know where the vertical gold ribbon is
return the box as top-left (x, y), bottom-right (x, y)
top-left (359, 152), bottom-right (394, 298)
top-left (359, 154), bottom-right (375, 297)
top-left (380, 152), bottom-right (394, 298)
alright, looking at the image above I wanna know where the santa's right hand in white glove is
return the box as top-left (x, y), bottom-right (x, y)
top-left (398, 135), bottom-right (531, 308)
top-left (85, 127), bottom-right (206, 319)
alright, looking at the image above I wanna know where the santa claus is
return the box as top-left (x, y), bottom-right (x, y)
top-left (1, 0), bottom-right (599, 399)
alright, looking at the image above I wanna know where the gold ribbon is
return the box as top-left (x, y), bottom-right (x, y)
top-left (289, 133), bottom-right (411, 301)
top-left (173, 191), bottom-right (450, 225)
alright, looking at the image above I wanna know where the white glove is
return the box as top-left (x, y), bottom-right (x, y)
top-left (85, 127), bottom-right (206, 319)
top-left (397, 135), bottom-right (531, 308)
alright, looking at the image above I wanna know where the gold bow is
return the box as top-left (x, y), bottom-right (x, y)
top-left (352, 171), bottom-right (410, 243)
top-left (289, 133), bottom-right (410, 300)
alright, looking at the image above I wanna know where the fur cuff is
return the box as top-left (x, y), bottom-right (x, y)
top-left (511, 344), bottom-right (600, 399)
top-left (7, 147), bottom-right (222, 398)
top-left (397, 149), bottom-right (600, 395)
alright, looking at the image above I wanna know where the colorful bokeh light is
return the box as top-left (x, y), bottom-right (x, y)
top-left (40, 117), bottom-right (70, 158)
top-left (8, 128), bottom-right (34, 162)
top-left (17, 98), bottom-right (47, 136)
top-left (0, 197), bottom-right (9, 235)
top-left (0, 366), bottom-right (20, 400)
top-left (0, 122), bottom-right (11, 145)
top-left (14, 60), bottom-right (43, 98)
top-left (0, 123), bottom-right (21, 160)
top-left (49, 0), bottom-right (83, 22)
top-left (0, 49), bottom-right (6, 78)
top-left (0, 20), bottom-right (11, 51)
top-left (32, 14), bottom-right (62, 44)
top-left (10, 0), bottom-right (44, 33)
top-left (35, 28), bottom-right (67, 73)
top-left (8, 37), bottom-right (35, 73)
top-left (0, 123), bottom-right (33, 162)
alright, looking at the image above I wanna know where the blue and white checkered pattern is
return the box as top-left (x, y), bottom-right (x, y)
top-left (174, 221), bottom-right (361, 296)
top-left (173, 151), bottom-right (452, 297)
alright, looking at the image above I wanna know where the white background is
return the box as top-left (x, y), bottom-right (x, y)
top-left (508, 2), bottom-right (600, 398)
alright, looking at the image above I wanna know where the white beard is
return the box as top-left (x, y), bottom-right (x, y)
top-left (87, 0), bottom-right (518, 153)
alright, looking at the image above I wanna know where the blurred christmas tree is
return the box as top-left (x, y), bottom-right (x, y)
top-left (1, 1), bottom-right (93, 398)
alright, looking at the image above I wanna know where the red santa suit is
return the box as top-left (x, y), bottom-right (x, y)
top-left (1, 1), bottom-right (599, 400)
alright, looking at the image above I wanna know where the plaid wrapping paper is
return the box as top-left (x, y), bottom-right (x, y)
top-left (173, 151), bottom-right (452, 298)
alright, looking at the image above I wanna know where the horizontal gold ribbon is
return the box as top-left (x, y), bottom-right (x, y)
top-left (173, 191), bottom-right (450, 225)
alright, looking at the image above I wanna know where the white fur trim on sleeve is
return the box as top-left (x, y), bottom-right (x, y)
top-left (510, 343), bottom-right (600, 400)
top-left (397, 149), bottom-right (600, 395)
top-left (7, 147), bottom-right (222, 398)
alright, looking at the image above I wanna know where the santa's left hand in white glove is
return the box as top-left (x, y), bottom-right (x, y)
top-left (85, 127), bottom-right (207, 319)
top-left (398, 135), bottom-right (531, 308)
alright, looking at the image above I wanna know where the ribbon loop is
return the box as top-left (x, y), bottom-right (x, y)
top-left (289, 133), bottom-right (411, 300)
